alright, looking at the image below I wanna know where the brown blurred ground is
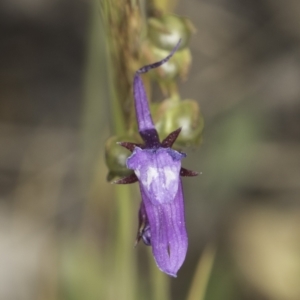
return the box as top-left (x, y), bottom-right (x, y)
top-left (0, 0), bottom-right (299, 299)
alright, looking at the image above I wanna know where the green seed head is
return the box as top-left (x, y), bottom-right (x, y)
top-left (148, 14), bottom-right (193, 51)
top-left (155, 99), bottom-right (204, 147)
top-left (105, 135), bottom-right (138, 180)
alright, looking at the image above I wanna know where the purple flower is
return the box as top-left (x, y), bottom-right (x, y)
top-left (115, 41), bottom-right (197, 277)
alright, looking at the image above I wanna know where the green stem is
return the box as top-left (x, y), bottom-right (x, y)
top-left (104, 4), bottom-right (137, 299)
top-left (114, 185), bottom-right (137, 300)
top-left (106, 48), bottom-right (126, 135)
top-left (83, 1), bottom-right (137, 299)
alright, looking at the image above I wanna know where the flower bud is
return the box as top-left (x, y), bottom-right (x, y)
top-left (148, 14), bottom-right (193, 51)
top-left (105, 134), bottom-right (139, 180)
top-left (155, 99), bottom-right (204, 147)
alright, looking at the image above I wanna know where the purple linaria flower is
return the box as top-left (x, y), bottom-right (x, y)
top-left (115, 41), bottom-right (198, 277)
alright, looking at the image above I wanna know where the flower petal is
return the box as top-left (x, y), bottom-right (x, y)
top-left (127, 147), bottom-right (185, 205)
top-left (133, 39), bottom-right (181, 148)
top-left (140, 180), bottom-right (188, 277)
top-left (133, 74), bottom-right (156, 134)
top-left (133, 72), bottom-right (160, 148)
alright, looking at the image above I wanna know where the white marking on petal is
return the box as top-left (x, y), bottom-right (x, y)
top-left (164, 167), bottom-right (177, 188)
top-left (144, 167), bottom-right (159, 190)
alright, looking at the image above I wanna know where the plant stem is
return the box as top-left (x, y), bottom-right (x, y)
top-left (114, 185), bottom-right (137, 300)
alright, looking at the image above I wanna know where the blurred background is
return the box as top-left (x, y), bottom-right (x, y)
top-left (0, 0), bottom-right (300, 299)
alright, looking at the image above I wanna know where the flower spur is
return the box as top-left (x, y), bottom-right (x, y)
top-left (114, 40), bottom-right (198, 277)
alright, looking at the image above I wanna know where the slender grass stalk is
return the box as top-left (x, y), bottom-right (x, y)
top-left (81, 1), bottom-right (112, 298)
top-left (114, 186), bottom-right (137, 300)
top-left (81, 0), bottom-right (110, 188)
top-left (186, 243), bottom-right (216, 300)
